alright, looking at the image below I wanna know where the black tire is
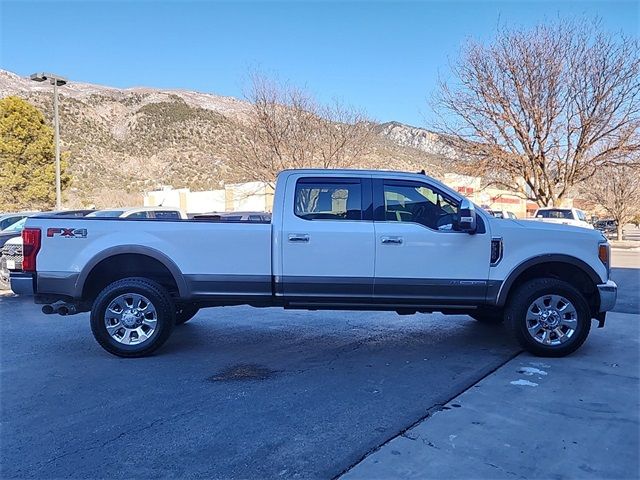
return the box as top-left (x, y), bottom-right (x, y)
top-left (505, 277), bottom-right (591, 357)
top-left (90, 277), bottom-right (175, 357)
top-left (470, 308), bottom-right (504, 324)
top-left (175, 304), bottom-right (199, 325)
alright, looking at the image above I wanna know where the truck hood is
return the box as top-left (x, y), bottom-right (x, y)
top-left (495, 218), bottom-right (605, 240)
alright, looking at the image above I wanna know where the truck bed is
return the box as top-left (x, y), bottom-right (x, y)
top-left (30, 217), bottom-right (274, 300)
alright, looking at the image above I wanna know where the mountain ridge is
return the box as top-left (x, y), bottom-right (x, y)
top-left (0, 69), bottom-right (450, 207)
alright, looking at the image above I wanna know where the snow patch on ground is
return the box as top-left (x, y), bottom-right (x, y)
top-left (529, 361), bottom-right (551, 368)
top-left (510, 379), bottom-right (539, 387)
top-left (517, 367), bottom-right (548, 376)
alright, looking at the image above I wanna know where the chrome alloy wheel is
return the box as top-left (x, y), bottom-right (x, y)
top-left (525, 294), bottom-right (577, 346)
top-left (104, 293), bottom-right (158, 345)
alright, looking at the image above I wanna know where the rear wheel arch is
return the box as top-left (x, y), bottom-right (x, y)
top-left (79, 246), bottom-right (188, 302)
top-left (497, 255), bottom-right (601, 315)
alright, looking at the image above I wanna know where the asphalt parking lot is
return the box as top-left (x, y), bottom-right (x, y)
top-left (1, 250), bottom-right (638, 479)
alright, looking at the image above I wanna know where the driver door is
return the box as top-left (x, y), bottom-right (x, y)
top-left (373, 179), bottom-right (491, 305)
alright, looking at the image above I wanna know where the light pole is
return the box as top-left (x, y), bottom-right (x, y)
top-left (30, 72), bottom-right (68, 210)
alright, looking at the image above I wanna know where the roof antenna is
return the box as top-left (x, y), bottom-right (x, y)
top-left (419, 169), bottom-right (426, 175)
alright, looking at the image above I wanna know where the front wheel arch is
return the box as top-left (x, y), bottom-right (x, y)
top-left (497, 256), bottom-right (601, 315)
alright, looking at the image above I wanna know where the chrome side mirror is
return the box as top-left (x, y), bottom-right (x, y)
top-left (458, 199), bottom-right (477, 234)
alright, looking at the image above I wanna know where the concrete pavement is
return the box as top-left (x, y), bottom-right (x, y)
top-left (340, 312), bottom-right (640, 480)
top-left (610, 249), bottom-right (640, 314)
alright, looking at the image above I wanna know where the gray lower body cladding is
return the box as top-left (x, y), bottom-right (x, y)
top-left (27, 272), bottom-right (503, 310)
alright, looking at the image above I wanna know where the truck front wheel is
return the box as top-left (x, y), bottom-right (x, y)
top-left (505, 278), bottom-right (591, 357)
top-left (90, 277), bottom-right (176, 357)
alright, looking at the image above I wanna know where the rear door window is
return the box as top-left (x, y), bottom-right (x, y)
top-left (294, 179), bottom-right (363, 221)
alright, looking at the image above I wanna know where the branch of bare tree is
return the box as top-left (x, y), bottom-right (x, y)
top-left (236, 71), bottom-right (375, 186)
top-left (583, 163), bottom-right (640, 240)
top-left (433, 18), bottom-right (640, 206)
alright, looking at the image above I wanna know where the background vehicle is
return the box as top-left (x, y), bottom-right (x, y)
top-left (595, 219), bottom-right (617, 238)
top-left (87, 207), bottom-right (187, 219)
top-left (487, 209), bottom-right (517, 219)
top-left (0, 212), bottom-right (38, 231)
top-left (191, 211), bottom-right (272, 222)
top-left (12, 169), bottom-right (616, 359)
top-left (0, 216), bottom-right (30, 252)
top-left (532, 207), bottom-right (594, 229)
top-left (0, 236), bottom-right (22, 287)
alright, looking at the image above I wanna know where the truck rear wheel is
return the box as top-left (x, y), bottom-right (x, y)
top-left (90, 277), bottom-right (175, 357)
top-left (175, 304), bottom-right (199, 325)
top-left (505, 278), bottom-right (591, 357)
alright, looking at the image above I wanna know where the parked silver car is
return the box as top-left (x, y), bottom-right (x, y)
top-left (0, 212), bottom-right (38, 231)
top-left (87, 207), bottom-right (188, 219)
top-left (191, 211), bottom-right (272, 222)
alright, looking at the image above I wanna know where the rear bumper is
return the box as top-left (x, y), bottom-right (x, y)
top-left (10, 272), bottom-right (35, 295)
top-left (598, 280), bottom-right (617, 312)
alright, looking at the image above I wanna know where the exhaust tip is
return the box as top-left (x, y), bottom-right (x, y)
top-left (42, 305), bottom-right (55, 315)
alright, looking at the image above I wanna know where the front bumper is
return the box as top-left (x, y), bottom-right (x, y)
top-left (10, 272), bottom-right (35, 295)
top-left (598, 280), bottom-right (617, 312)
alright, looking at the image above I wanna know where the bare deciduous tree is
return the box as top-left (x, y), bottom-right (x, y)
top-left (434, 19), bottom-right (640, 206)
top-left (584, 164), bottom-right (640, 240)
top-left (237, 72), bottom-right (374, 186)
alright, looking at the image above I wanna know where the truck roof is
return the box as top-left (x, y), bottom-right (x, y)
top-left (278, 168), bottom-right (437, 182)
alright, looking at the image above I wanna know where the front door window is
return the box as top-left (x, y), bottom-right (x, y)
top-left (383, 182), bottom-right (459, 231)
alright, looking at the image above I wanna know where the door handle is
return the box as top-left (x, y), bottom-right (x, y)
top-left (381, 236), bottom-right (403, 245)
top-left (288, 233), bottom-right (310, 243)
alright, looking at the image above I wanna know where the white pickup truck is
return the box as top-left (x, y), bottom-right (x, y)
top-left (12, 169), bottom-right (617, 358)
top-left (533, 207), bottom-right (594, 229)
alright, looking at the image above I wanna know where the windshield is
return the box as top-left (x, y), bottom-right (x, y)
top-left (536, 209), bottom-right (573, 219)
top-left (87, 210), bottom-right (125, 218)
top-left (1, 217), bottom-right (27, 233)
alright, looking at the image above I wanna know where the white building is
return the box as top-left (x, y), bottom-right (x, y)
top-left (144, 182), bottom-right (274, 214)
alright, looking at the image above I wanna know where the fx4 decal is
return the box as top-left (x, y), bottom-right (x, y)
top-left (47, 228), bottom-right (88, 238)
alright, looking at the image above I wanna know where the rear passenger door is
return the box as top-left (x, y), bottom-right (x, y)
top-left (280, 176), bottom-right (375, 302)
